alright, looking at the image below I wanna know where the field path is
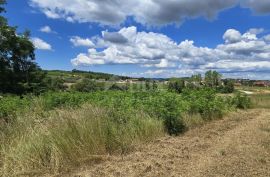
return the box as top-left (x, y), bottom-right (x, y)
top-left (71, 109), bottom-right (270, 177)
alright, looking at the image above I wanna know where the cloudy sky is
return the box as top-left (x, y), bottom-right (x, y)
top-left (5, 0), bottom-right (270, 79)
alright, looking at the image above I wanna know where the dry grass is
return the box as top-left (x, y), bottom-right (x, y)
top-left (73, 109), bottom-right (270, 177)
top-left (182, 113), bottom-right (205, 128)
top-left (0, 104), bottom-right (164, 176)
top-left (250, 94), bottom-right (270, 109)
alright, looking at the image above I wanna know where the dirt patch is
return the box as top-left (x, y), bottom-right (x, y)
top-left (68, 109), bottom-right (270, 177)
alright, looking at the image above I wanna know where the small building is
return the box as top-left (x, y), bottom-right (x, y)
top-left (253, 81), bottom-right (268, 87)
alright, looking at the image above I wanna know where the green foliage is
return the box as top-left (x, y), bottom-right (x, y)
top-left (109, 83), bottom-right (128, 91)
top-left (157, 94), bottom-right (185, 135)
top-left (182, 88), bottom-right (228, 120)
top-left (145, 80), bottom-right (151, 90)
top-left (152, 80), bottom-right (158, 90)
top-left (218, 80), bottom-right (235, 93)
top-left (43, 76), bottom-right (67, 91)
top-left (205, 70), bottom-right (222, 88)
top-left (70, 69), bottom-right (130, 80)
top-left (0, 2), bottom-right (46, 95)
top-left (0, 96), bottom-right (31, 122)
top-left (232, 93), bottom-right (251, 109)
top-left (168, 78), bottom-right (185, 93)
top-left (71, 79), bottom-right (105, 92)
top-left (191, 74), bottom-right (202, 82)
top-left (0, 89), bottom-right (253, 175)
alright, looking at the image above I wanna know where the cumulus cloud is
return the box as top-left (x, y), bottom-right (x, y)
top-left (102, 31), bottom-right (128, 44)
top-left (70, 36), bottom-right (95, 47)
top-left (30, 0), bottom-right (239, 26)
top-left (40, 25), bottom-right (55, 33)
top-left (29, 0), bottom-right (270, 27)
top-left (71, 26), bottom-right (270, 78)
top-left (241, 0), bottom-right (270, 15)
top-left (31, 37), bottom-right (52, 50)
top-left (223, 29), bottom-right (242, 43)
top-left (71, 26), bottom-right (180, 66)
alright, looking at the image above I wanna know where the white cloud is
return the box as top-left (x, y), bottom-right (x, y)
top-left (263, 34), bottom-right (270, 42)
top-left (40, 26), bottom-right (51, 33)
top-left (241, 0), bottom-right (270, 15)
top-left (40, 25), bottom-right (56, 34)
top-left (70, 36), bottom-right (95, 47)
top-left (31, 37), bottom-right (52, 50)
top-left (223, 29), bottom-right (242, 43)
top-left (202, 60), bottom-right (270, 72)
top-left (30, 0), bottom-right (237, 26)
top-left (29, 0), bottom-right (270, 27)
top-left (71, 26), bottom-right (270, 79)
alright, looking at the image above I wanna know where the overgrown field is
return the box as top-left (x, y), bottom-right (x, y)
top-left (0, 90), bottom-right (251, 176)
top-left (250, 94), bottom-right (270, 109)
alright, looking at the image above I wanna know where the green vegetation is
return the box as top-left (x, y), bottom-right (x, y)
top-left (0, 1), bottom-right (46, 95)
top-left (0, 2), bottom-right (258, 176)
top-left (1, 104), bottom-right (164, 176)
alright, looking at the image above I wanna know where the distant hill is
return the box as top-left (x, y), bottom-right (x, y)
top-left (45, 69), bottom-right (133, 83)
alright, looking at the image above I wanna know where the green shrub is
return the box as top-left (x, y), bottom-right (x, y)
top-left (182, 88), bottom-right (228, 120)
top-left (71, 79), bottom-right (105, 92)
top-left (0, 96), bottom-right (31, 122)
top-left (232, 93), bottom-right (251, 109)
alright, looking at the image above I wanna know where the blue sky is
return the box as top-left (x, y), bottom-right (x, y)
top-left (4, 0), bottom-right (270, 79)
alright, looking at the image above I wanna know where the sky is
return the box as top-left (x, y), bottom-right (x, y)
top-left (4, 0), bottom-right (270, 79)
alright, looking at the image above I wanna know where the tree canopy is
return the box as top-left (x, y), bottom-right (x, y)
top-left (0, 1), bottom-right (45, 94)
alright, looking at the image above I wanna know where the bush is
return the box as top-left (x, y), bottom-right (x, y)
top-left (71, 79), bottom-right (105, 92)
top-left (168, 79), bottom-right (185, 93)
top-left (0, 96), bottom-right (31, 122)
top-left (160, 95), bottom-right (186, 135)
top-left (109, 83), bottom-right (128, 91)
top-left (232, 93), bottom-right (251, 109)
top-left (182, 88), bottom-right (228, 120)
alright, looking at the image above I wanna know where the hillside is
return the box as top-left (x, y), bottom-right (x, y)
top-left (46, 69), bottom-right (132, 82)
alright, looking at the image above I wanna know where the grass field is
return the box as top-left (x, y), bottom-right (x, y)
top-left (0, 90), bottom-right (253, 176)
top-left (250, 94), bottom-right (270, 109)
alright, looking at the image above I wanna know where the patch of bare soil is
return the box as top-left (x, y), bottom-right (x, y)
top-left (69, 109), bottom-right (270, 177)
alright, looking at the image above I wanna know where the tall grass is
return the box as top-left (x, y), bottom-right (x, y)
top-left (0, 90), bottom-right (252, 176)
top-left (0, 105), bottom-right (164, 176)
top-left (250, 94), bottom-right (270, 109)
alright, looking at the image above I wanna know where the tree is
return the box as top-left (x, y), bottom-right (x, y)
top-left (71, 79), bottom-right (105, 92)
top-left (168, 78), bottom-right (185, 93)
top-left (145, 80), bottom-right (151, 91)
top-left (191, 74), bottom-right (202, 83)
top-left (152, 80), bottom-right (158, 90)
top-left (204, 70), bottom-right (222, 88)
top-left (0, 1), bottom-right (45, 94)
top-left (44, 77), bottom-right (67, 91)
top-left (220, 79), bottom-right (235, 93)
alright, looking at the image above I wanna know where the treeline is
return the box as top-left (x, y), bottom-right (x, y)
top-left (47, 69), bottom-right (131, 81)
top-left (168, 70), bottom-right (235, 94)
top-left (0, 0), bottom-right (46, 94)
top-left (0, 1), bottom-right (132, 95)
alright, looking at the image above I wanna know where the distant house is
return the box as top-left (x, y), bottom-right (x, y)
top-left (253, 81), bottom-right (268, 87)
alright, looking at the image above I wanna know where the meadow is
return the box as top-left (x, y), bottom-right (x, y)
top-left (0, 89), bottom-right (251, 176)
